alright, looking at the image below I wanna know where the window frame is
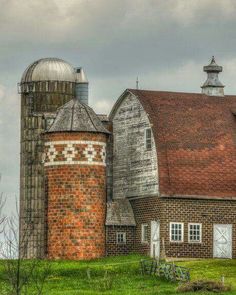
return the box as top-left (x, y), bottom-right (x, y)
top-left (145, 127), bottom-right (152, 150)
top-left (169, 222), bottom-right (184, 243)
top-left (116, 232), bottom-right (126, 245)
top-left (188, 223), bottom-right (202, 243)
top-left (141, 223), bottom-right (148, 243)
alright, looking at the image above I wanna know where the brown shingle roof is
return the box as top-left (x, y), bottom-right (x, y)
top-left (128, 89), bottom-right (236, 199)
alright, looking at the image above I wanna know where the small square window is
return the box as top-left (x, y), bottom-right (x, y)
top-left (170, 222), bottom-right (184, 242)
top-left (116, 232), bottom-right (126, 244)
top-left (188, 223), bottom-right (202, 243)
top-left (145, 128), bottom-right (152, 150)
top-left (141, 224), bottom-right (148, 243)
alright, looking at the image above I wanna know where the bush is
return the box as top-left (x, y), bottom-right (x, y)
top-left (177, 280), bottom-right (231, 293)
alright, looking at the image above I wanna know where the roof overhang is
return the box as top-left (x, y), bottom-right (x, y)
top-left (109, 89), bottom-right (135, 120)
top-left (160, 194), bottom-right (236, 201)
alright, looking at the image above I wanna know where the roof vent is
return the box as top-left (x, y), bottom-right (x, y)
top-left (201, 56), bottom-right (224, 97)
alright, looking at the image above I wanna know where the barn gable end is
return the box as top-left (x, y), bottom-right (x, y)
top-left (110, 91), bottom-right (159, 200)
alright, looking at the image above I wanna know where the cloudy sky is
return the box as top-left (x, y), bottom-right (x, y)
top-left (1, 0), bottom-right (236, 214)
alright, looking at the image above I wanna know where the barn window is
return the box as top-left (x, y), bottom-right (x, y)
top-left (141, 224), bottom-right (148, 243)
top-left (170, 222), bottom-right (184, 242)
top-left (145, 128), bottom-right (152, 150)
top-left (116, 232), bottom-right (126, 244)
top-left (188, 223), bottom-right (202, 243)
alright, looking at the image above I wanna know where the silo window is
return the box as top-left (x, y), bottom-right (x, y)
top-left (145, 128), bottom-right (152, 150)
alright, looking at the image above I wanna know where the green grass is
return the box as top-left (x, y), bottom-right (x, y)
top-left (0, 255), bottom-right (236, 294)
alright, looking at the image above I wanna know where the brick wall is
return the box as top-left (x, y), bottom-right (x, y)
top-left (106, 225), bottom-right (136, 256)
top-left (130, 197), bottom-right (161, 255)
top-left (44, 132), bottom-right (107, 260)
top-left (130, 196), bottom-right (236, 258)
top-left (162, 198), bottom-right (236, 258)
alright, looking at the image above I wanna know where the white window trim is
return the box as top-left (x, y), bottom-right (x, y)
top-left (188, 223), bottom-right (202, 243)
top-left (144, 127), bottom-right (152, 150)
top-left (169, 222), bottom-right (184, 243)
top-left (141, 224), bottom-right (148, 243)
top-left (116, 232), bottom-right (126, 244)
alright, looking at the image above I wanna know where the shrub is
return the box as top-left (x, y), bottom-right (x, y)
top-left (177, 280), bottom-right (231, 293)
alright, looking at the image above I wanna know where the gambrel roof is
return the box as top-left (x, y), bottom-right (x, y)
top-left (110, 89), bottom-right (236, 200)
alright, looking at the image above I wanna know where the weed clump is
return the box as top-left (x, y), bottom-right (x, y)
top-left (177, 280), bottom-right (231, 293)
top-left (86, 268), bottom-right (114, 292)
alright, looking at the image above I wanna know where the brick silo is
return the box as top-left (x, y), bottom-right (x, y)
top-left (19, 58), bottom-right (89, 258)
top-left (43, 99), bottom-right (109, 260)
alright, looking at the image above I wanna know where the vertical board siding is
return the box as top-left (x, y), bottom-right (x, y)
top-left (112, 93), bottom-right (159, 199)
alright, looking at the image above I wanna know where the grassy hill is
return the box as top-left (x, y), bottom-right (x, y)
top-left (0, 255), bottom-right (236, 294)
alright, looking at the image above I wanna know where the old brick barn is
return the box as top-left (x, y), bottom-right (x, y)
top-left (19, 57), bottom-right (236, 260)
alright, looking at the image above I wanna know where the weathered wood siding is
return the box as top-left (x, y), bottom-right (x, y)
top-left (112, 93), bottom-right (159, 199)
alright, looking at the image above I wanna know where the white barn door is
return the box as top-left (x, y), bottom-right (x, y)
top-left (213, 224), bottom-right (232, 259)
top-left (150, 221), bottom-right (160, 259)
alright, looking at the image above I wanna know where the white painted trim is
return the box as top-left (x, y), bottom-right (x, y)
top-left (116, 232), bottom-right (126, 244)
top-left (188, 223), bottom-right (202, 243)
top-left (213, 224), bottom-right (232, 259)
top-left (150, 220), bottom-right (160, 258)
top-left (45, 140), bottom-right (106, 146)
top-left (169, 222), bottom-right (184, 243)
top-left (45, 161), bottom-right (105, 167)
top-left (141, 223), bottom-right (148, 244)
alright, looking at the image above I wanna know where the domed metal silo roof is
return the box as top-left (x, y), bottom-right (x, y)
top-left (21, 58), bottom-right (76, 83)
top-left (47, 99), bottom-right (109, 134)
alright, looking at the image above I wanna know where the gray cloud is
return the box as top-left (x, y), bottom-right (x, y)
top-left (1, 0), bottom-right (236, 213)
